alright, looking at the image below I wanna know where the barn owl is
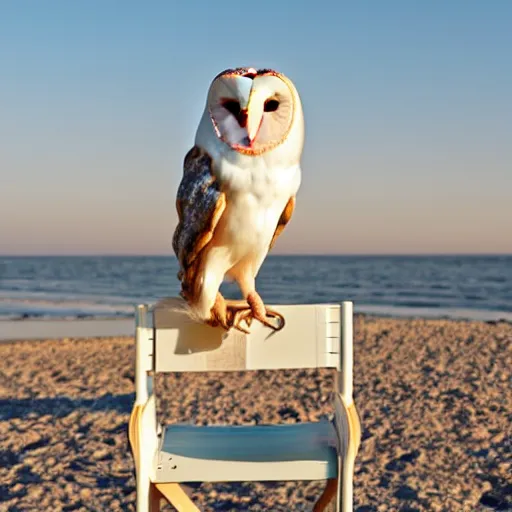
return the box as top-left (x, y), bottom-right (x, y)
top-left (172, 67), bottom-right (304, 333)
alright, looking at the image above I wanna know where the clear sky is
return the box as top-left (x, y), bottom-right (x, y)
top-left (1, 1), bottom-right (511, 255)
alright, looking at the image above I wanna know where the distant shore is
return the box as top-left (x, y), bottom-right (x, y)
top-left (1, 315), bottom-right (510, 510)
top-left (1, 304), bottom-right (511, 342)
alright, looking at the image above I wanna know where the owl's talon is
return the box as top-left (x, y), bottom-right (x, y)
top-left (262, 308), bottom-right (286, 331)
top-left (246, 292), bottom-right (286, 332)
top-left (208, 293), bottom-right (231, 331)
top-left (209, 295), bottom-right (285, 333)
top-left (231, 309), bottom-right (253, 334)
top-left (250, 308), bottom-right (285, 331)
top-left (232, 318), bottom-right (251, 334)
top-left (207, 315), bottom-right (231, 331)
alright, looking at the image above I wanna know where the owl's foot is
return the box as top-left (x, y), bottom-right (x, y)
top-left (225, 294), bottom-right (284, 332)
top-left (207, 293), bottom-right (231, 331)
top-left (208, 294), bottom-right (252, 334)
top-left (246, 291), bottom-right (285, 331)
top-left (208, 294), bottom-right (284, 333)
top-left (225, 299), bottom-right (253, 334)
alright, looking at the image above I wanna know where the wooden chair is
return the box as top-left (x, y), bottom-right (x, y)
top-left (128, 298), bottom-right (360, 511)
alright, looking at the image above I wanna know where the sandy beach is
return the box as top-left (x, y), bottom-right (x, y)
top-left (0, 315), bottom-right (510, 511)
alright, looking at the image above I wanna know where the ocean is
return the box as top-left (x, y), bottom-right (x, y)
top-left (0, 255), bottom-right (511, 322)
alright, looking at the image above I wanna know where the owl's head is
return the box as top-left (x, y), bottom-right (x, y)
top-left (199, 67), bottom-right (304, 158)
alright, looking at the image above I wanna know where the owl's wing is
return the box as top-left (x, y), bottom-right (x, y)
top-left (172, 146), bottom-right (226, 280)
top-left (269, 196), bottom-right (295, 250)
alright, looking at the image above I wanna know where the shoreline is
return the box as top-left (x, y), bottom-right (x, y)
top-left (0, 318), bottom-right (134, 342)
top-left (1, 304), bottom-right (511, 342)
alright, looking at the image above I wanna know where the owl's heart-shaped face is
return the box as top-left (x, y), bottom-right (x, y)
top-left (206, 68), bottom-right (297, 156)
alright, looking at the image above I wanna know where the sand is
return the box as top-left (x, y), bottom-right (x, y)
top-left (0, 315), bottom-right (510, 511)
top-left (0, 318), bottom-right (134, 342)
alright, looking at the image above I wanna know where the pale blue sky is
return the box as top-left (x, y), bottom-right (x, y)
top-left (1, 1), bottom-right (511, 255)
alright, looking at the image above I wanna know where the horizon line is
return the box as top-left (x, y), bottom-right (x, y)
top-left (1, 252), bottom-right (511, 258)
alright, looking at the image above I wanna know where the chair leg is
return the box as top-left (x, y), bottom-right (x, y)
top-left (325, 396), bottom-right (361, 512)
top-left (149, 484), bottom-right (162, 512)
top-left (314, 442), bottom-right (358, 512)
top-left (128, 405), bottom-right (143, 467)
top-left (313, 478), bottom-right (338, 511)
top-left (154, 483), bottom-right (201, 512)
top-left (340, 402), bottom-right (361, 512)
top-left (340, 449), bottom-right (357, 512)
top-left (129, 404), bottom-right (200, 511)
top-left (129, 405), bottom-right (151, 512)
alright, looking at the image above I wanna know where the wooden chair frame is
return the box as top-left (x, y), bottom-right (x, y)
top-left (128, 299), bottom-right (360, 511)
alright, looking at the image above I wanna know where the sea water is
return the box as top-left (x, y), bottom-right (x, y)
top-left (0, 255), bottom-right (510, 322)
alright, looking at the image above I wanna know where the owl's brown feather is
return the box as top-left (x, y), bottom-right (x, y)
top-left (269, 196), bottom-right (295, 250)
top-left (172, 145), bottom-right (226, 303)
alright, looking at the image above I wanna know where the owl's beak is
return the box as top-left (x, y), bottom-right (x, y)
top-left (234, 107), bottom-right (260, 145)
top-left (233, 105), bottom-right (262, 148)
top-left (246, 92), bottom-right (264, 143)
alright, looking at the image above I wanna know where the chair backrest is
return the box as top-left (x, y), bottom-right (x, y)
top-left (138, 298), bottom-right (352, 374)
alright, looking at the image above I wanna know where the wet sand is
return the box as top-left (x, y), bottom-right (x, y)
top-left (0, 315), bottom-right (510, 511)
top-left (0, 318), bottom-right (134, 342)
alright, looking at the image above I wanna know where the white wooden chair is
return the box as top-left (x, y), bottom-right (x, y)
top-left (128, 298), bottom-right (361, 512)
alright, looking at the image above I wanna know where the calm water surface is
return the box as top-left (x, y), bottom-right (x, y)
top-left (0, 255), bottom-right (510, 321)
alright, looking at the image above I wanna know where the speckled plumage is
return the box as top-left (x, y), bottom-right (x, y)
top-left (172, 146), bottom-right (225, 301)
top-left (173, 147), bottom-right (219, 268)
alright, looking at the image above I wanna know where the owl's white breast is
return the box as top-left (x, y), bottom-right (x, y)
top-left (194, 107), bottom-right (302, 268)
top-left (215, 157), bottom-right (300, 261)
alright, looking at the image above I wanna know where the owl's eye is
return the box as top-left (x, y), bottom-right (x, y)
top-left (222, 99), bottom-right (241, 117)
top-left (264, 99), bottom-right (279, 112)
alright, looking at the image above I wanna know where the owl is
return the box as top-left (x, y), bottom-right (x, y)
top-left (172, 67), bottom-right (304, 333)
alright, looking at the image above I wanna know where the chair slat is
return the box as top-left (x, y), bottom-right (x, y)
top-left (155, 421), bottom-right (338, 483)
top-left (152, 299), bottom-right (341, 372)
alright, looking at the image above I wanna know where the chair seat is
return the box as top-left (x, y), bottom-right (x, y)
top-left (154, 421), bottom-right (339, 483)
